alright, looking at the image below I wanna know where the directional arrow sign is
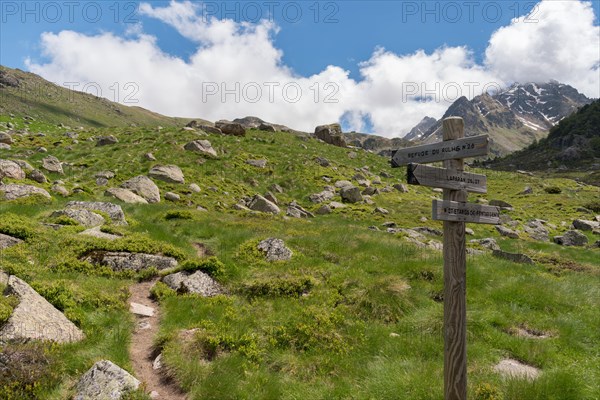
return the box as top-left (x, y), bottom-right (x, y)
top-left (391, 135), bottom-right (489, 167)
top-left (407, 163), bottom-right (487, 194)
top-left (432, 200), bottom-right (500, 225)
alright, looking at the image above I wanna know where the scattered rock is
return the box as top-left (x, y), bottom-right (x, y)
top-left (495, 225), bottom-right (520, 239)
top-left (494, 359), bottom-right (540, 380)
top-left (465, 228), bottom-right (474, 235)
top-left (51, 209), bottom-right (106, 227)
top-left (362, 186), bottom-right (379, 196)
top-left (73, 360), bottom-right (140, 400)
top-left (258, 123), bottom-right (276, 132)
top-left (412, 227), bottom-right (443, 236)
top-left (79, 226), bottom-right (121, 241)
top-left (0, 184), bottom-right (51, 200)
top-left (264, 191), bottom-right (278, 205)
top-left (96, 135), bottom-right (118, 146)
top-left (374, 207), bottom-right (389, 215)
top-left (0, 233), bottom-right (22, 250)
top-left (184, 140), bottom-right (218, 157)
top-left (216, 121), bottom-right (246, 136)
top-left (130, 302), bottom-right (154, 317)
top-left (144, 152), bottom-right (157, 161)
top-left (520, 186), bottom-right (533, 195)
top-left (0, 159), bottom-right (26, 181)
top-left (164, 192), bottom-right (180, 202)
top-left (492, 250), bottom-right (534, 264)
top-left (340, 186), bottom-right (363, 203)
top-left (553, 230), bottom-right (588, 246)
top-left (85, 252), bottom-right (178, 272)
top-left (286, 201), bottom-right (314, 219)
top-left (27, 169), bottom-right (47, 183)
top-left (572, 219), bottom-right (600, 231)
top-left (316, 205), bottom-right (332, 215)
top-left (199, 124), bottom-right (222, 135)
top-left (149, 165), bottom-right (185, 184)
top-left (248, 194), bottom-right (280, 214)
top-left (66, 201), bottom-right (127, 225)
top-left (269, 183), bottom-right (283, 193)
top-left (347, 151), bottom-right (357, 159)
top-left (470, 238), bottom-right (500, 251)
top-left (329, 201), bottom-right (346, 209)
top-left (0, 275), bottom-right (84, 343)
top-left (162, 270), bottom-right (225, 297)
top-left (246, 159), bottom-right (268, 168)
top-left (121, 175), bottom-right (161, 203)
top-left (524, 219), bottom-right (549, 241)
top-left (152, 354), bottom-right (163, 370)
top-left (51, 184), bottom-right (69, 197)
top-left (257, 238), bottom-right (293, 261)
top-left (309, 188), bottom-right (335, 203)
top-left (0, 132), bottom-right (13, 145)
top-left (12, 160), bottom-right (34, 172)
top-left (490, 199), bottom-right (513, 209)
top-left (189, 183), bottom-right (201, 193)
top-left (314, 123), bottom-right (346, 147)
top-left (41, 155), bottom-right (63, 174)
top-left (105, 188), bottom-right (148, 204)
top-left (95, 171), bottom-right (116, 180)
top-left (393, 183), bottom-right (409, 193)
top-left (315, 157), bottom-right (330, 167)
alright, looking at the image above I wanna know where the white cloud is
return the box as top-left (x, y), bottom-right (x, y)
top-left (26, 0), bottom-right (599, 138)
top-left (485, 0), bottom-right (600, 98)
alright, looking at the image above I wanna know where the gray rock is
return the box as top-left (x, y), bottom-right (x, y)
top-left (184, 140), bottom-right (218, 157)
top-left (66, 201), bottom-right (127, 225)
top-left (465, 228), bottom-right (474, 235)
top-left (315, 157), bottom-right (330, 167)
top-left (189, 183), bottom-right (201, 193)
top-left (492, 250), bottom-right (534, 264)
top-left (470, 238), bottom-right (500, 251)
top-left (12, 160), bottom-right (34, 172)
top-left (37, 146), bottom-right (48, 153)
top-left (374, 207), bottom-right (389, 215)
top-left (85, 252), bottom-right (178, 272)
top-left (51, 209), bottom-right (106, 227)
top-left (41, 156), bottom-right (63, 174)
top-left (216, 121), bottom-right (246, 136)
top-left (95, 171), bottom-right (116, 180)
top-left (494, 359), bottom-right (540, 380)
top-left (334, 180), bottom-right (353, 189)
top-left (362, 186), bottom-right (379, 196)
top-left (0, 184), bottom-right (51, 200)
top-left (96, 177), bottom-right (109, 186)
top-left (315, 205), bottom-right (332, 215)
top-left (554, 230), bottom-right (588, 246)
top-left (121, 175), bottom-right (160, 203)
top-left (246, 159), bottom-right (268, 168)
top-left (412, 227), bottom-right (443, 236)
top-left (490, 199), bottom-right (513, 209)
top-left (149, 165), bottom-right (184, 184)
top-left (0, 132), bottom-right (13, 144)
top-left (329, 201), bottom-right (346, 209)
top-left (162, 270), bottom-right (224, 297)
top-left (524, 219), bottom-right (549, 241)
top-left (0, 143), bottom-right (10, 150)
top-left (309, 189), bottom-right (334, 203)
top-left (74, 360), bottom-right (140, 400)
top-left (96, 135), bottom-right (118, 146)
top-left (104, 188), bottom-right (148, 204)
top-left (144, 152), bottom-right (156, 161)
top-left (495, 225), bottom-right (520, 239)
top-left (340, 186), bottom-right (363, 203)
top-left (199, 124), bottom-right (223, 135)
top-left (0, 275), bottom-right (84, 343)
top-left (286, 201), bottom-right (314, 219)
top-left (264, 191), bottom-right (278, 205)
top-left (248, 195), bottom-right (280, 214)
top-left (257, 238), bottom-right (292, 261)
top-left (164, 192), bottom-right (180, 202)
top-left (258, 123), bottom-right (276, 132)
top-left (347, 151), bottom-right (358, 159)
top-left (129, 302), bottom-right (154, 317)
top-left (269, 183), bottom-right (283, 193)
top-left (520, 186), bottom-right (533, 195)
top-left (572, 219), bottom-right (600, 231)
top-left (51, 184), bottom-right (69, 197)
top-left (393, 183), bottom-right (409, 193)
top-left (0, 159), bottom-right (25, 180)
top-left (28, 169), bottom-right (47, 183)
top-left (314, 123), bottom-right (346, 147)
top-left (79, 226), bottom-right (121, 241)
top-left (0, 233), bottom-right (22, 250)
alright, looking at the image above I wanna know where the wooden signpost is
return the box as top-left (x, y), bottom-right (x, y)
top-left (392, 117), bottom-right (499, 400)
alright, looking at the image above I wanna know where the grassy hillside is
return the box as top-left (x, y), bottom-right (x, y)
top-left (0, 66), bottom-right (201, 128)
top-left (0, 113), bottom-right (599, 399)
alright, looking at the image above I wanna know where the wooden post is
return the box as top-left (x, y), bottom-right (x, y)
top-left (442, 117), bottom-right (467, 400)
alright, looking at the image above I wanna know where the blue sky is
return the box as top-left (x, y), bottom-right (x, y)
top-left (1, 1), bottom-right (599, 136)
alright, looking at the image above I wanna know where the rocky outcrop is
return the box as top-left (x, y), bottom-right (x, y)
top-left (149, 165), bottom-right (185, 184)
top-left (248, 195), bottom-right (280, 214)
top-left (340, 185), bottom-right (363, 203)
top-left (572, 219), bottom-right (600, 231)
top-left (41, 156), bottom-right (63, 174)
top-left (85, 252), bottom-right (178, 272)
top-left (216, 121), bottom-right (246, 136)
top-left (0, 159), bottom-right (25, 180)
top-left (309, 188), bottom-right (335, 203)
top-left (121, 175), bottom-right (160, 203)
top-left (162, 270), bottom-right (225, 297)
top-left (554, 230), bottom-right (588, 246)
top-left (51, 209), bottom-right (106, 227)
top-left (286, 201), bottom-right (314, 219)
top-left (314, 123), bottom-right (346, 147)
top-left (0, 184), bottom-right (51, 200)
top-left (104, 188), bottom-right (148, 204)
top-left (184, 140), bottom-right (218, 157)
top-left (66, 201), bottom-right (127, 225)
top-left (73, 360), bottom-right (140, 400)
top-left (257, 238), bottom-right (293, 261)
top-left (0, 275), bottom-right (84, 343)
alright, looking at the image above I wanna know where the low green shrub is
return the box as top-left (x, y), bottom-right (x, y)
top-left (164, 210), bottom-right (193, 220)
top-left (149, 281), bottom-right (176, 301)
top-left (0, 343), bottom-right (58, 400)
top-left (180, 257), bottom-right (226, 278)
top-left (241, 276), bottom-right (315, 299)
top-left (0, 213), bottom-right (38, 240)
top-left (475, 383), bottom-right (502, 400)
top-left (30, 281), bottom-right (77, 312)
top-left (544, 186), bottom-right (562, 194)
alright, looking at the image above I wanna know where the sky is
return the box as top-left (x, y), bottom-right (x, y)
top-left (1, 0), bottom-right (599, 137)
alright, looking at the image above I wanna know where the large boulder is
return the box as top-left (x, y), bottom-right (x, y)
top-left (149, 165), bottom-right (185, 184)
top-left (495, 225), bottom-right (520, 239)
top-left (248, 195), bottom-right (280, 214)
top-left (96, 135), bottom-right (118, 146)
top-left (41, 156), bottom-right (64, 174)
top-left (0, 275), bottom-right (84, 343)
top-left (340, 185), bottom-right (363, 203)
top-left (28, 169), bottom-right (48, 184)
top-left (0, 159), bottom-right (25, 180)
top-left (85, 252), bottom-right (178, 272)
top-left (184, 140), bottom-right (218, 157)
top-left (314, 123), bottom-right (346, 147)
top-left (257, 238), bottom-right (293, 261)
top-left (309, 189), bottom-right (335, 203)
top-left (66, 201), bottom-right (127, 225)
top-left (572, 219), bottom-right (600, 231)
top-left (51, 209), bottom-right (106, 227)
top-left (121, 175), bottom-right (160, 203)
top-left (216, 121), bottom-right (246, 136)
top-left (104, 188), bottom-right (148, 204)
top-left (73, 360), bottom-right (140, 400)
top-left (162, 270), bottom-right (225, 297)
top-left (0, 132), bottom-right (13, 145)
top-left (554, 230), bottom-right (588, 246)
top-left (0, 233), bottom-right (22, 250)
top-left (0, 184), bottom-right (51, 200)
top-left (524, 219), bottom-right (549, 241)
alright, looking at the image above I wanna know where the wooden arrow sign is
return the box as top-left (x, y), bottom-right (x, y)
top-left (407, 163), bottom-right (487, 194)
top-left (432, 200), bottom-right (500, 225)
top-left (391, 135), bottom-right (489, 167)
